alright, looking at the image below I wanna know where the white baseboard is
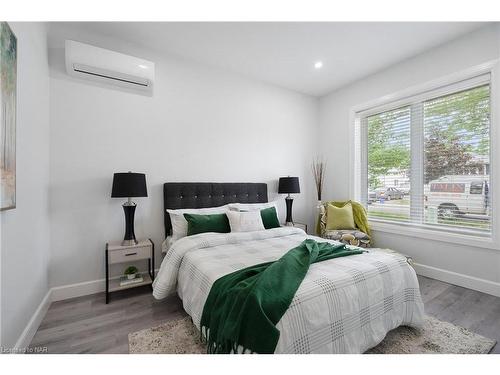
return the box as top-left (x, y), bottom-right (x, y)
top-left (14, 289), bottom-right (52, 351)
top-left (51, 278), bottom-right (106, 302)
top-left (414, 263), bottom-right (500, 297)
top-left (51, 268), bottom-right (160, 302)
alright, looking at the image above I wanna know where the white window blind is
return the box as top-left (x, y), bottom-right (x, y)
top-left (355, 73), bottom-right (491, 237)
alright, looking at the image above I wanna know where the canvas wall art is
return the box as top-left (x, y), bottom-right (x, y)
top-left (0, 22), bottom-right (16, 211)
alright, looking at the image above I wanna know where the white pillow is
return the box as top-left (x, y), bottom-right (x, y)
top-left (228, 201), bottom-right (281, 221)
top-left (167, 205), bottom-right (229, 240)
top-left (226, 210), bottom-right (265, 232)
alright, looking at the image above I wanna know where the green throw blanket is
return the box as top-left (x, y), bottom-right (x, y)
top-left (200, 239), bottom-right (365, 354)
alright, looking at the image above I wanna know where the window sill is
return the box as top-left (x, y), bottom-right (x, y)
top-left (369, 219), bottom-right (499, 251)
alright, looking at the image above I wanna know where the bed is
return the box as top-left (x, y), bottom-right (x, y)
top-left (153, 182), bottom-right (424, 354)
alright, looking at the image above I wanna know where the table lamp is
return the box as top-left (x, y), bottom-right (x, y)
top-left (111, 172), bottom-right (148, 246)
top-left (278, 176), bottom-right (300, 226)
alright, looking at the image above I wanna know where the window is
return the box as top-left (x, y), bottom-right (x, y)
top-left (355, 73), bottom-right (492, 237)
top-left (365, 106), bottom-right (411, 222)
top-left (470, 181), bottom-right (484, 195)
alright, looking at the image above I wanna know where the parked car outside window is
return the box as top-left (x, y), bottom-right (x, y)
top-left (368, 187), bottom-right (404, 202)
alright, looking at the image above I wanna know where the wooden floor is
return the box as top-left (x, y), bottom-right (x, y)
top-left (29, 276), bottom-right (500, 354)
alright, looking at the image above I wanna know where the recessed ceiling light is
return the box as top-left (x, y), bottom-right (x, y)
top-left (314, 61), bottom-right (323, 69)
top-left (138, 64), bottom-right (148, 69)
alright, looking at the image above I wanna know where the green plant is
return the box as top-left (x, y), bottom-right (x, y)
top-left (124, 266), bottom-right (138, 275)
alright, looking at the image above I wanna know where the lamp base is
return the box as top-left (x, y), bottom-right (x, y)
top-left (285, 195), bottom-right (294, 224)
top-left (122, 201), bottom-right (138, 246)
top-left (121, 239), bottom-right (138, 247)
top-left (284, 221), bottom-right (294, 226)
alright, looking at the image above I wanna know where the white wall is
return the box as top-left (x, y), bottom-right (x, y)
top-left (0, 22), bottom-right (51, 348)
top-left (319, 25), bottom-right (500, 293)
top-left (48, 26), bottom-right (319, 289)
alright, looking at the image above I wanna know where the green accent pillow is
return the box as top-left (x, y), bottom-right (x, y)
top-left (326, 202), bottom-right (356, 230)
top-left (183, 213), bottom-right (230, 236)
top-left (260, 207), bottom-right (280, 229)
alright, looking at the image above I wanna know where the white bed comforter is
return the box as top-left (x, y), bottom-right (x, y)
top-left (153, 227), bottom-right (424, 353)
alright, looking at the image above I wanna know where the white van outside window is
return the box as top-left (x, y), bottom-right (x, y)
top-left (425, 175), bottom-right (490, 232)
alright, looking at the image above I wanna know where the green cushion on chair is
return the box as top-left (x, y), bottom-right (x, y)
top-left (326, 202), bottom-right (356, 230)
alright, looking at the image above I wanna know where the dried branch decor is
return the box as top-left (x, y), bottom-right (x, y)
top-left (312, 158), bottom-right (326, 201)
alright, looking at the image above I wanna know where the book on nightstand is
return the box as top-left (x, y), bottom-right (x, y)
top-left (119, 274), bottom-right (144, 287)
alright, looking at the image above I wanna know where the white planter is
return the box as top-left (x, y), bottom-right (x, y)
top-left (127, 274), bottom-right (135, 280)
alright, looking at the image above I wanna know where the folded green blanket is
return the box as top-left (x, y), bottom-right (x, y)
top-left (200, 239), bottom-right (365, 354)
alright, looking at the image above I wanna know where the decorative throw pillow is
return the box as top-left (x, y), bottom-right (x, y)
top-left (326, 202), bottom-right (356, 230)
top-left (226, 210), bottom-right (265, 232)
top-left (183, 213), bottom-right (230, 236)
top-left (167, 205), bottom-right (229, 240)
top-left (228, 201), bottom-right (281, 222)
top-left (260, 206), bottom-right (280, 229)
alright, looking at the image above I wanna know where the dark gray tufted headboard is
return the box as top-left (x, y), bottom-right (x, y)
top-left (163, 182), bottom-right (268, 236)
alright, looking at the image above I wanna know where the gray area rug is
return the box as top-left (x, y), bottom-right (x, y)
top-left (128, 315), bottom-right (496, 354)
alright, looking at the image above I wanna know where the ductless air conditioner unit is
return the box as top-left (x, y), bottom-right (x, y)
top-left (65, 40), bottom-right (155, 93)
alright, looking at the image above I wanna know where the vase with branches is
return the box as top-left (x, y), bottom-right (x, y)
top-left (312, 158), bottom-right (326, 212)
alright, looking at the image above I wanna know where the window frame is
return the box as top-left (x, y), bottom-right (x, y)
top-left (349, 61), bottom-right (500, 250)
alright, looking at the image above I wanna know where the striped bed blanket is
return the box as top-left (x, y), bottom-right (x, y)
top-left (153, 227), bottom-right (424, 353)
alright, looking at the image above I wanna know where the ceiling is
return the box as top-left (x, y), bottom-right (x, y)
top-left (50, 22), bottom-right (487, 97)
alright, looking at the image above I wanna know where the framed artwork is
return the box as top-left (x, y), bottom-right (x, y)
top-left (0, 22), bottom-right (16, 211)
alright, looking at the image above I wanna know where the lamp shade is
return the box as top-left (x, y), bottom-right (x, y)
top-left (111, 172), bottom-right (148, 198)
top-left (278, 177), bottom-right (300, 194)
